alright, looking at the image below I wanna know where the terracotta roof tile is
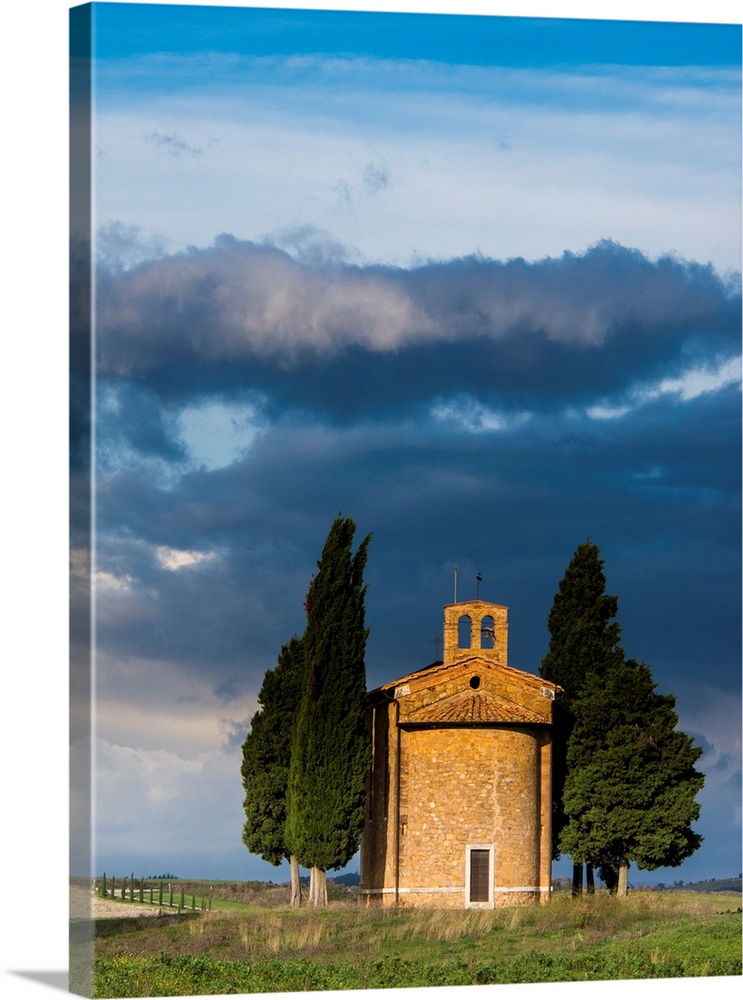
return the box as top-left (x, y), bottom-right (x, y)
top-left (407, 691), bottom-right (546, 725)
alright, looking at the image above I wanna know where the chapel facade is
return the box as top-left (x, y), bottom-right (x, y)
top-left (359, 599), bottom-right (560, 908)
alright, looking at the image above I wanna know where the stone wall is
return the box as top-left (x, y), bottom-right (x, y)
top-left (442, 600), bottom-right (509, 665)
top-left (360, 601), bottom-right (558, 909)
top-left (398, 726), bottom-right (542, 905)
top-left (361, 702), bottom-right (554, 908)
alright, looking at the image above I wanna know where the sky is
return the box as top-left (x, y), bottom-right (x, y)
top-left (1, 2), bottom-right (739, 999)
top-left (66, 0), bottom-right (743, 892)
top-left (67, 0), bottom-right (743, 896)
top-left (8, 0), bottom-right (743, 903)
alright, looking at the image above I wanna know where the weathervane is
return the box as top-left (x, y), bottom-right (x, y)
top-left (476, 573), bottom-right (483, 599)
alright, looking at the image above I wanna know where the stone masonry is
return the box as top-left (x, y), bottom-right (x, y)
top-left (360, 599), bottom-right (560, 908)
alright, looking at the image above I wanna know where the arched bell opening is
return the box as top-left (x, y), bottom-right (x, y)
top-left (457, 614), bottom-right (472, 649)
top-left (480, 615), bottom-right (495, 650)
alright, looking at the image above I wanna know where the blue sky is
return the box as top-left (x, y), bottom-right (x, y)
top-left (90, 3), bottom-right (740, 65)
top-left (85, 4), bottom-right (742, 271)
top-left (63, 0), bottom-right (743, 893)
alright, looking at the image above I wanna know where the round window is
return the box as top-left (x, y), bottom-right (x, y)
top-left (469, 675), bottom-right (481, 689)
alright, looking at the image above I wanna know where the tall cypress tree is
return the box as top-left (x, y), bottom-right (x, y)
top-left (559, 658), bottom-right (704, 897)
top-left (540, 540), bottom-right (625, 892)
top-left (285, 514), bottom-right (372, 907)
top-left (241, 635), bottom-right (305, 906)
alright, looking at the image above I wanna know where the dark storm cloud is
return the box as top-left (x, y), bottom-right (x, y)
top-left (94, 378), bottom-right (739, 699)
top-left (98, 381), bottom-right (189, 467)
top-left (95, 237), bottom-right (740, 422)
top-left (89, 231), bottom-right (740, 885)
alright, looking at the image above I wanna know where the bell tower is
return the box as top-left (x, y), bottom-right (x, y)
top-left (442, 600), bottom-right (509, 666)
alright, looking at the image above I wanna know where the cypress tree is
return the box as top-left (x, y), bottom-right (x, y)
top-left (285, 514), bottom-right (372, 907)
top-left (540, 539), bottom-right (624, 698)
top-left (241, 635), bottom-right (305, 906)
top-left (540, 540), bottom-right (625, 893)
top-left (559, 658), bottom-right (704, 897)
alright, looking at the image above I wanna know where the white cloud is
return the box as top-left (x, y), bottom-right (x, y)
top-left (431, 397), bottom-right (530, 433)
top-left (101, 237), bottom-right (738, 375)
top-left (428, 358), bottom-right (741, 433)
top-left (95, 569), bottom-right (135, 591)
top-left (90, 735), bottom-right (249, 864)
top-left (155, 545), bottom-right (219, 570)
top-left (653, 355), bottom-right (742, 402)
top-left (586, 355), bottom-right (741, 420)
top-left (89, 650), bottom-right (259, 872)
top-left (93, 57), bottom-right (742, 271)
top-left (585, 401), bottom-right (633, 421)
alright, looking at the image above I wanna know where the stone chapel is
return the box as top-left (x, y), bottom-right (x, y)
top-left (359, 599), bottom-right (561, 908)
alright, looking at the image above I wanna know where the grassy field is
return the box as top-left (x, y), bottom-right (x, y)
top-left (86, 887), bottom-right (742, 997)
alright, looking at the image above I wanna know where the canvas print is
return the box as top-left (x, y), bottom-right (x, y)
top-left (69, 1), bottom-right (742, 997)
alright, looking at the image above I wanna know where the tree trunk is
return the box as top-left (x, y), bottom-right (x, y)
top-left (309, 866), bottom-right (328, 908)
top-left (598, 861), bottom-right (618, 893)
top-left (572, 862), bottom-right (583, 897)
top-left (616, 860), bottom-right (629, 898)
top-left (586, 863), bottom-right (595, 895)
top-left (289, 855), bottom-right (302, 907)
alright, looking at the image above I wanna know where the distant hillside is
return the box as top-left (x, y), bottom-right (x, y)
top-left (298, 872), bottom-right (360, 888)
top-left (332, 872), bottom-right (360, 886)
top-left (659, 876), bottom-right (742, 894)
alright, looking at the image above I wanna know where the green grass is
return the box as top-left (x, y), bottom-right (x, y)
top-left (92, 890), bottom-right (742, 997)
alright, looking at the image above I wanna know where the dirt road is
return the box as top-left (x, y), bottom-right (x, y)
top-left (70, 886), bottom-right (175, 919)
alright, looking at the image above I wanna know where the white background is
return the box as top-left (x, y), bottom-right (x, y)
top-left (2, 2), bottom-right (740, 999)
